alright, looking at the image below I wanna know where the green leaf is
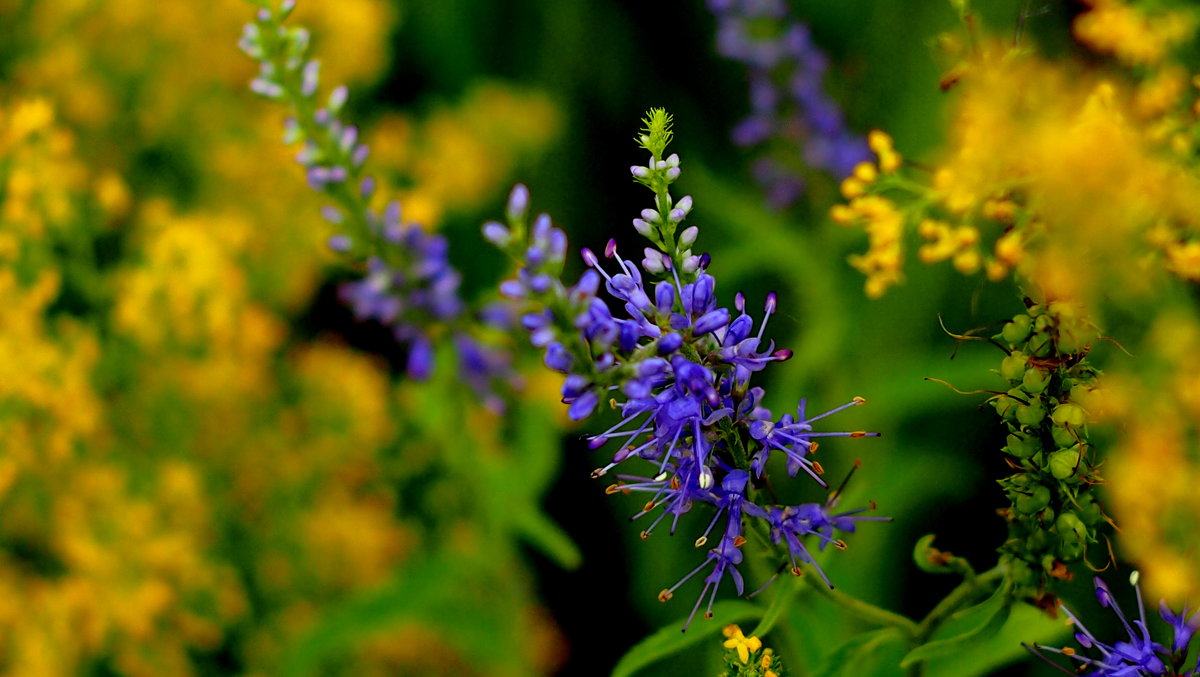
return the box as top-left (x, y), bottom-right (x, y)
top-left (610, 600), bottom-right (763, 677)
top-left (812, 627), bottom-right (908, 677)
top-left (513, 504), bottom-right (582, 569)
top-left (899, 581), bottom-right (1012, 668)
top-left (925, 603), bottom-right (1070, 677)
top-left (749, 576), bottom-right (798, 638)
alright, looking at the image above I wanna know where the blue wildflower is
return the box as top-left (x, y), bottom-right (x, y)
top-left (1028, 572), bottom-right (1200, 676)
top-left (708, 0), bottom-right (870, 207)
top-left (485, 110), bottom-right (885, 629)
top-left (241, 3), bottom-right (517, 408)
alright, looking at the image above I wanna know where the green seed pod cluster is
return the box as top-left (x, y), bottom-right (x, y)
top-left (990, 301), bottom-right (1108, 596)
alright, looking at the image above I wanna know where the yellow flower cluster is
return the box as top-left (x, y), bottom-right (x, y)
top-left (1096, 309), bottom-right (1200, 603)
top-left (831, 133), bottom-right (905, 297)
top-left (1074, 0), bottom-right (1195, 67)
top-left (834, 37), bottom-right (1200, 305)
top-left (719, 625), bottom-right (780, 677)
top-left (0, 2), bottom-right (568, 675)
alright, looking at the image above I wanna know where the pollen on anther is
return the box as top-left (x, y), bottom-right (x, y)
top-left (609, 398), bottom-right (619, 410)
top-left (850, 431), bottom-right (868, 438)
top-left (670, 476), bottom-right (681, 490)
top-left (704, 611), bottom-right (714, 620)
top-left (590, 468), bottom-right (606, 479)
top-left (869, 500), bottom-right (877, 510)
top-left (605, 483), bottom-right (624, 495)
top-left (834, 540), bottom-right (848, 551)
top-left (790, 567), bottom-right (803, 576)
top-left (643, 501), bottom-right (656, 512)
top-left (658, 589), bottom-right (673, 602)
top-left (1061, 647), bottom-right (1076, 657)
top-left (641, 531), bottom-right (651, 540)
top-left (694, 536), bottom-right (708, 548)
top-left (809, 442), bottom-right (820, 453)
top-left (733, 535), bottom-right (747, 547)
top-left (813, 461), bottom-right (825, 475)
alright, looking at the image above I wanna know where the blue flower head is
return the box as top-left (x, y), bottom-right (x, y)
top-left (1028, 572), bottom-right (1199, 676)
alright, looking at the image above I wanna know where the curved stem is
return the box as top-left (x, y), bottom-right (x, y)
top-left (800, 566), bottom-right (920, 640)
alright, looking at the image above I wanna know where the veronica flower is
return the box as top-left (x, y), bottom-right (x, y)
top-left (241, 1), bottom-right (517, 407)
top-left (485, 109), bottom-right (885, 629)
top-left (1027, 572), bottom-right (1200, 676)
top-left (708, 0), bottom-right (870, 207)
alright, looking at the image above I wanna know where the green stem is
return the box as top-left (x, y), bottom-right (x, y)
top-left (800, 567), bottom-right (920, 640)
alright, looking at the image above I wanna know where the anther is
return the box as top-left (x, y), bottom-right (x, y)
top-left (658, 589), bottom-right (672, 602)
top-left (643, 501), bottom-right (656, 512)
top-left (853, 396), bottom-right (866, 404)
top-left (790, 567), bottom-right (803, 577)
top-left (850, 431), bottom-right (868, 438)
top-left (694, 536), bottom-right (708, 548)
top-left (642, 531), bottom-right (652, 541)
top-left (813, 461), bottom-right (825, 475)
top-left (605, 483), bottom-right (623, 495)
top-left (834, 540), bottom-right (848, 551)
top-left (733, 536), bottom-right (747, 547)
top-left (590, 468), bottom-right (606, 479)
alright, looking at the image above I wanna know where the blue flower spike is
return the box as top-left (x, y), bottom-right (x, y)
top-left (485, 110), bottom-right (886, 630)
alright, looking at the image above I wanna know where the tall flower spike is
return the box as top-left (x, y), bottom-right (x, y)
top-left (241, 1), bottom-right (517, 408)
top-left (486, 111), bottom-right (884, 629)
top-left (708, 0), bottom-right (870, 208)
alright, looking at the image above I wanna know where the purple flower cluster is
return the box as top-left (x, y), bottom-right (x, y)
top-left (241, 1), bottom-right (515, 409)
top-left (1029, 573), bottom-right (1199, 676)
top-left (708, 0), bottom-right (870, 207)
top-left (485, 111), bottom-right (886, 628)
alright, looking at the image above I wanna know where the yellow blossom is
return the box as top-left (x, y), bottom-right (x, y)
top-left (722, 625), bottom-right (762, 664)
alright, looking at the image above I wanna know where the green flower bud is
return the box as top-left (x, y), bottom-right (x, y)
top-left (1001, 314), bottom-right (1033, 345)
top-left (1069, 384), bottom-right (1093, 402)
top-left (1051, 424), bottom-right (1078, 448)
top-left (993, 394), bottom-right (1019, 420)
top-left (1004, 432), bottom-right (1039, 459)
top-left (1076, 493), bottom-right (1103, 526)
top-left (1048, 446), bottom-right (1080, 480)
top-left (1016, 484), bottom-right (1051, 514)
top-left (1055, 511), bottom-right (1088, 560)
top-left (1016, 399), bottom-right (1046, 427)
top-left (1021, 366), bottom-right (1050, 394)
top-left (1000, 352), bottom-right (1028, 382)
top-left (1028, 332), bottom-right (1052, 358)
top-left (1051, 403), bottom-right (1086, 428)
